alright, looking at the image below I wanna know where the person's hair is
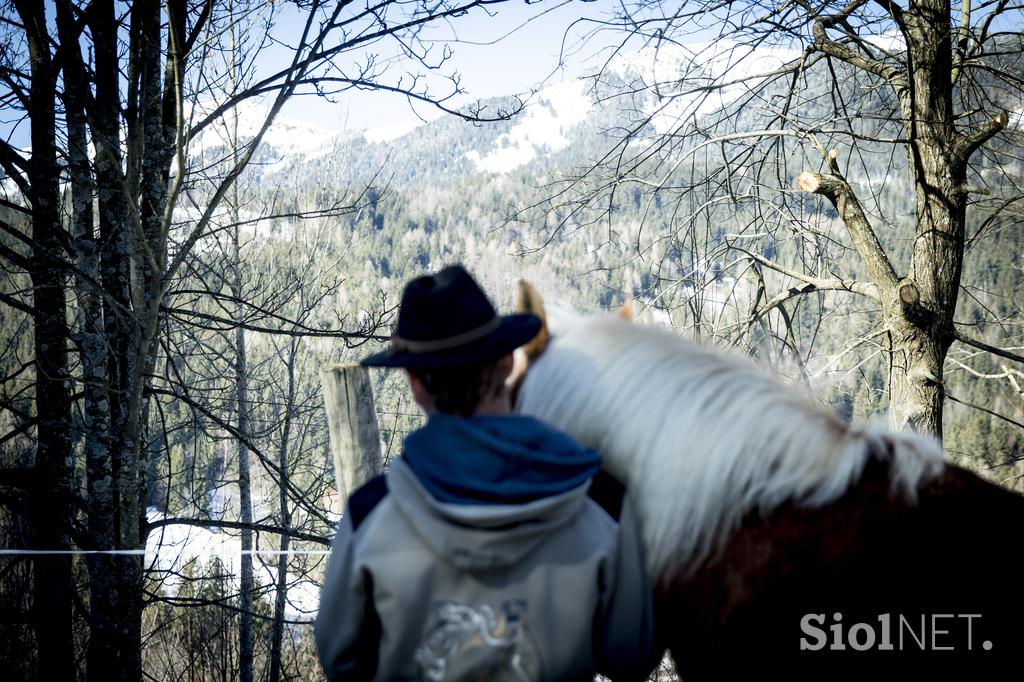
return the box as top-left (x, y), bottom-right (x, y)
top-left (410, 358), bottom-right (508, 415)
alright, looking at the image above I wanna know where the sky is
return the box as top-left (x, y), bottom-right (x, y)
top-left (3, 1), bottom-right (1019, 148)
top-left (273, 0), bottom-right (622, 133)
top-left (0, 0), bottom-right (623, 148)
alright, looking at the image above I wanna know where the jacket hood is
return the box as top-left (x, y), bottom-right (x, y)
top-left (387, 459), bottom-right (593, 570)
top-left (388, 414), bottom-right (602, 570)
top-left (401, 413), bottom-right (601, 505)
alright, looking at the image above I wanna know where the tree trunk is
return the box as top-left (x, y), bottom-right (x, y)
top-left (887, 321), bottom-right (947, 436)
top-left (269, 338), bottom-right (298, 682)
top-left (90, 5), bottom-right (132, 678)
top-left (16, 0), bottom-right (77, 677)
top-left (233, 209), bottom-right (255, 682)
top-left (54, 3), bottom-right (121, 678)
top-left (887, 0), bottom-right (966, 439)
top-left (235, 292), bottom-right (255, 682)
top-left (121, 3), bottom-right (176, 673)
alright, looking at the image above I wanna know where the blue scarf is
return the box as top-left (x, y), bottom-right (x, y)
top-left (402, 413), bottom-right (601, 505)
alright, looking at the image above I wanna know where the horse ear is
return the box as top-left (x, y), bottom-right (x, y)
top-left (618, 298), bottom-right (634, 322)
top-left (516, 280), bottom-right (549, 360)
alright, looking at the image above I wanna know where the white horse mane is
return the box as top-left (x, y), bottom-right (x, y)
top-left (516, 315), bottom-right (945, 580)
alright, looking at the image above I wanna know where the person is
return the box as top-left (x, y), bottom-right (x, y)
top-left (314, 264), bottom-right (657, 681)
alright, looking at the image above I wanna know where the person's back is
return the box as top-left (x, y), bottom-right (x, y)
top-left (314, 265), bottom-right (656, 681)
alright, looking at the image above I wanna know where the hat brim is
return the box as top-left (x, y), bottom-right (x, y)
top-left (360, 314), bottom-right (542, 369)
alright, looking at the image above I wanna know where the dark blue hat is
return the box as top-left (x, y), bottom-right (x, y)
top-left (361, 265), bottom-right (542, 368)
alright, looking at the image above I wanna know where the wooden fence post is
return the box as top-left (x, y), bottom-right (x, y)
top-left (319, 364), bottom-right (384, 513)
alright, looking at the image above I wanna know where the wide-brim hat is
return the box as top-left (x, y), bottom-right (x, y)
top-left (361, 264), bottom-right (541, 369)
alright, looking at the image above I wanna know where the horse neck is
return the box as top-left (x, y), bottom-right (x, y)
top-left (518, 317), bottom-right (944, 579)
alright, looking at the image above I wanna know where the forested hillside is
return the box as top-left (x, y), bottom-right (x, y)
top-left (209, 53), bottom-right (1023, 480)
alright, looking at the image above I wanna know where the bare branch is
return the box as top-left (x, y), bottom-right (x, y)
top-left (811, 20), bottom-right (907, 94)
top-left (945, 391), bottom-right (1024, 432)
top-left (796, 163), bottom-right (899, 292)
top-left (733, 246), bottom-right (880, 300)
top-left (0, 140), bottom-right (30, 197)
top-left (956, 110), bottom-right (1010, 160)
top-left (954, 329), bottom-right (1024, 365)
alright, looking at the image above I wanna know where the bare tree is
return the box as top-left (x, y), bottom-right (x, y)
top-left (520, 0), bottom-right (1024, 439)
top-left (0, 0), bottom-right (532, 678)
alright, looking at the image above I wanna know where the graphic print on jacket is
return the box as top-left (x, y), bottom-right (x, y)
top-left (415, 600), bottom-right (539, 682)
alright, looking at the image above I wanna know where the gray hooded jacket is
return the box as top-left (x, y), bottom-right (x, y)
top-left (314, 458), bottom-right (656, 681)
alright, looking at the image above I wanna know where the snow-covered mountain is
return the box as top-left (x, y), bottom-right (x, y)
top-left (184, 36), bottom-right (1019, 198)
top-left (208, 41), bottom-right (811, 190)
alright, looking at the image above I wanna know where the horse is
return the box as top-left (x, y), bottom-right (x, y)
top-left (511, 282), bottom-right (1024, 680)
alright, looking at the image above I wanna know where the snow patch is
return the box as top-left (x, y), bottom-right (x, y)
top-left (466, 146), bottom-right (538, 174)
top-left (864, 32), bottom-right (906, 53)
top-left (466, 80), bottom-right (591, 173)
top-left (607, 42), bottom-right (691, 86)
top-left (146, 509), bottom-right (241, 592)
top-left (640, 305), bottom-right (674, 328)
top-left (1011, 108), bottom-right (1024, 130)
top-left (187, 98), bottom-right (342, 167)
top-left (606, 40), bottom-right (801, 133)
top-left (146, 509), bottom-right (324, 621)
top-left (641, 40), bottom-right (801, 133)
top-left (1, 176), bottom-right (24, 199)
